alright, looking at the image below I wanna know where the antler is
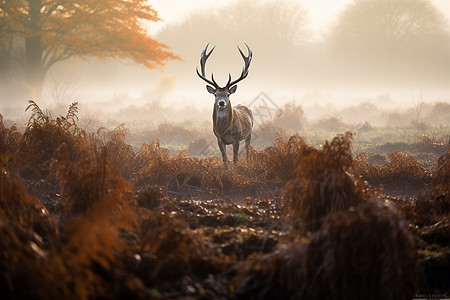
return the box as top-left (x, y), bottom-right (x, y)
top-left (226, 43), bottom-right (252, 89)
top-left (196, 42), bottom-right (219, 88)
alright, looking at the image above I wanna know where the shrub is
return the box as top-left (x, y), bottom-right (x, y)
top-left (313, 115), bottom-right (347, 131)
top-left (236, 201), bottom-right (418, 300)
top-left (413, 149), bottom-right (450, 225)
top-left (187, 137), bottom-right (209, 156)
top-left (15, 101), bottom-right (84, 179)
top-left (234, 241), bottom-right (306, 299)
top-left (249, 135), bottom-right (305, 185)
top-left (273, 102), bottom-right (307, 133)
top-left (89, 123), bottom-right (135, 179)
top-left (283, 132), bottom-right (374, 231)
top-left (54, 144), bottom-right (135, 221)
top-left (0, 213), bottom-right (50, 300)
top-left (0, 167), bottom-right (58, 239)
top-left (130, 139), bottom-right (171, 188)
top-left (131, 140), bottom-right (225, 196)
top-left (0, 159), bottom-right (59, 299)
top-left (302, 201), bottom-right (418, 300)
top-left (252, 121), bottom-right (287, 148)
top-left (50, 144), bottom-right (139, 299)
top-left (147, 122), bottom-right (201, 146)
top-left (137, 211), bottom-right (222, 286)
top-left (0, 114), bottom-right (22, 158)
top-left (135, 185), bottom-right (165, 210)
top-left (354, 151), bottom-right (430, 194)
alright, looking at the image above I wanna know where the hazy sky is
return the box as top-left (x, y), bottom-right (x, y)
top-left (148, 0), bottom-right (351, 35)
top-left (148, 0), bottom-right (450, 35)
top-left (4, 0), bottom-right (447, 116)
top-left (42, 0), bottom-right (449, 113)
top-left (1, 0), bottom-right (449, 126)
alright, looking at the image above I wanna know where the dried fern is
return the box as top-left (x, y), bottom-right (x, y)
top-left (25, 100), bottom-right (49, 126)
top-left (302, 201), bottom-right (418, 300)
top-left (283, 132), bottom-right (375, 231)
top-left (236, 201), bottom-right (418, 300)
top-left (66, 102), bottom-right (79, 124)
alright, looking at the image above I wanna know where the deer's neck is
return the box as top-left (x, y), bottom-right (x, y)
top-left (213, 101), bottom-right (233, 135)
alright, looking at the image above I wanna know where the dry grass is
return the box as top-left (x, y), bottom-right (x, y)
top-left (0, 167), bottom-right (58, 239)
top-left (14, 101), bottom-right (85, 179)
top-left (235, 201), bottom-right (418, 300)
top-left (131, 140), bottom-right (225, 197)
top-left (46, 145), bottom-right (140, 300)
top-left (234, 242), bottom-right (306, 299)
top-left (90, 123), bottom-right (135, 179)
top-left (283, 132), bottom-right (376, 231)
top-left (242, 135), bottom-right (304, 185)
top-left (0, 124), bottom-right (142, 299)
top-left (410, 149), bottom-right (450, 225)
top-left (302, 201), bottom-right (418, 300)
top-left (137, 210), bottom-right (223, 287)
top-left (1, 100), bottom-right (447, 298)
top-left (0, 114), bottom-right (22, 162)
top-left (354, 151), bottom-right (430, 193)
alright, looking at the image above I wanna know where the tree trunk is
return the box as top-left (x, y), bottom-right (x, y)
top-left (24, 0), bottom-right (46, 95)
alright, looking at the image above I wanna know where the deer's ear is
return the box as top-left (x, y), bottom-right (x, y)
top-left (206, 85), bottom-right (215, 94)
top-left (229, 85), bottom-right (237, 94)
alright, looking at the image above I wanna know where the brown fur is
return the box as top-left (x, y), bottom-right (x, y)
top-left (213, 98), bottom-right (253, 167)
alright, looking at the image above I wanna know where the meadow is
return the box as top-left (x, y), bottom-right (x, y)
top-left (0, 100), bottom-right (449, 299)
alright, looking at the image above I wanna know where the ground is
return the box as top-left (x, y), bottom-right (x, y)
top-left (0, 108), bottom-right (449, 299)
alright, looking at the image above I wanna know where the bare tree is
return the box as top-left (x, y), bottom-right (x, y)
top-left (411, 88), bottom-right (424, 128)
top-left (157, 0), bottom-right (309, 77)
top-left (46, 71), bottom-right (80, 105)
top-left (330, 0), bottom-right (450, 79)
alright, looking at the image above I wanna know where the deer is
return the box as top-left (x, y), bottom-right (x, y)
top-left (196, 43), bottom-right (254, 169)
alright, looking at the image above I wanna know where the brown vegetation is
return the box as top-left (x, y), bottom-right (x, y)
top-left (301, 201), bottom-right (418, 300)
top-left (284, 132), bottom-right (376, 231)
top-left (355, 151), bottom-right (431, 195)
top-left (235, 202), bottom-right (418, 300)
top-left (0, 101), bottom-right (448, 298)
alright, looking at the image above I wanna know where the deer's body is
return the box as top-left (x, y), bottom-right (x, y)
top-left (213, 102), bottom-right (253, 164)
top-left (196, 43), bottom-right (254, 168)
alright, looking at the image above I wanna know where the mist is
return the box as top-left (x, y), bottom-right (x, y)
top-left (2, 3), bottom-right (450, 297)
top-left (1, 0), bottom-right (450, 139)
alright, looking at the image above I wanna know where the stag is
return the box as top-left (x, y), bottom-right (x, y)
top-left (196, 43), bottom-right (254, 168)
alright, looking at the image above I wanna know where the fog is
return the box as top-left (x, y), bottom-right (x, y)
top-left (1, 0), bottom-right (450, 135)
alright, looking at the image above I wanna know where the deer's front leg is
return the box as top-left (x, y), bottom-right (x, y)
top-left (233, 141), bottom-right (239, 164)
top-left (245, 135), bottom-right (251, 160)
top-left (217, 139), bottom-right (228, 168)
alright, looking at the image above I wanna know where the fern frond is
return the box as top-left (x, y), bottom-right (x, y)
top-left (66, 102), bottom-right (79, 124)
top-left (25, 100), bottom-right (46, 126)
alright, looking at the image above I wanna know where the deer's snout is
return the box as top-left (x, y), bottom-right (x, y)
top-left (218, 100), bottom-right (226, 107)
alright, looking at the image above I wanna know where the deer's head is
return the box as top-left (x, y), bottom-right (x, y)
top-left (196, 43), bottom-right (252, 109)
